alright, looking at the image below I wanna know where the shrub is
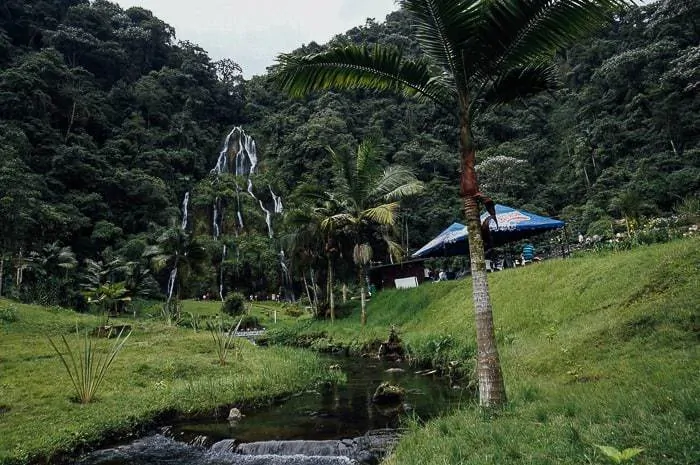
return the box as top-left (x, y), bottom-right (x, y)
top-left (283, 304), bottom-right (304, 317)
top-left (222, 292), bottom-right (246, 316)
top-left (587, 218), bottom-right (615, 238)
top-left (239, 314), bottom-right (261, 331)
top-left (0, 304), bottom-right (18, 323)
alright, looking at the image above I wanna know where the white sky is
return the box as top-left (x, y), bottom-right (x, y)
top-left (114, 0), bottom-right (398, 78)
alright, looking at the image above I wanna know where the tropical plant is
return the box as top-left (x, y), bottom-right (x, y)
top-left (80, 258), bottom-right (129, 294)
top-left (283, 189), bottom-right (345, 321)
top-left (594, 444), bottom-right (644, 464)
top-left (25, 242), bottom-right (78, 277)
top-left (80, 258), bottom-right (133, 323)
top-left (48, 326), bottom-right (131, 403)
top-left (320, 138), bottom-right (424, 326)
top-left (274, 0), bottom-right (633, 407)
top-left (84, 281), bottom-right (132, 324)
top-left (207, 315), bottom-right (243, 366)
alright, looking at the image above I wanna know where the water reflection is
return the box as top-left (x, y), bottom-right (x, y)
top-left (172, 356), bottom-right (469, 444)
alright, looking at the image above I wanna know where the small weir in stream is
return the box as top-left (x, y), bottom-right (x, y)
top-left (76, 357), bottom-right (469, 464)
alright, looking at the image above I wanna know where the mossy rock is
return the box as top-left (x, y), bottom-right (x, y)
top-left (372, 381), bottom-right (405, 404)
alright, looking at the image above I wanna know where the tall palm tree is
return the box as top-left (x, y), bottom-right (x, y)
top-left (322, 138), bottom-right (424, 326)
top-left (274, 0), bottom-right (632, 407)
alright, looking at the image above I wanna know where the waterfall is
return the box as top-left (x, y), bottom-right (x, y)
top-left (166, 190), bottom-right (189, 307)
top-left (259, 200), bottom-right (273, 238)
top-left (181, 192), bottom-right (190, 230)
top-left (270, 186), bottom-right (283, 214)
top-left (279, 249), bottom-right (294, 301)
top-left (209, 127), bottom-right (284, 300)
top-left (166, 267), bottom-right (177, 302)
top-left (219, 244), bottom-right (227, 301)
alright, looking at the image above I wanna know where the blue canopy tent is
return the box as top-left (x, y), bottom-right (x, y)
top-left (411, 204), bottom-right (565, 258)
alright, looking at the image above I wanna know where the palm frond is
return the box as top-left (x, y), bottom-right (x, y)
top-left (478, 0), bottom-right (633, 71)
top-left (150, 254), bottom-right (171, 272)
top-left (321, 213), bottom-right (359, 230)
top-left (372, 165), bottom-right (425, 201)
top-left (362, 203), bottom-right (400, 226)
top-left (400, 0), bottom-right (481, 91)
top-left (478, 63), bottom-right (558, 109)
top-left (355, 137), bottom-right (385, 204)
top-left (327, 146), bottom-right (355, 200)
top-left (353, 243), bottom-right (373, 266)
top-left (275, 45), bottom-right (454, 110)
top-left (383, 237), bottom-right (406, 262)
top-left (141, 245), bottom-right (161, 259)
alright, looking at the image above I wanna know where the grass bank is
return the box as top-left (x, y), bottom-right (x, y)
top-left (271, 238), bottom-right (699, 464)
top-left (0, 301), bottom-right (340, 464)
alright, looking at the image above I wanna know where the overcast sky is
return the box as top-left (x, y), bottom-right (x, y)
top-left (114, 0), bottom-right (398, 78)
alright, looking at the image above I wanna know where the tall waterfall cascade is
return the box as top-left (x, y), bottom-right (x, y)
top-left (207, 127), bottom-right (288, 300)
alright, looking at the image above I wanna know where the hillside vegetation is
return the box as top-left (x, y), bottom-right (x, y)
top-left (271, 238), bottom-right (699, 464)
top-left (1, 0), bottom-right (698, 305)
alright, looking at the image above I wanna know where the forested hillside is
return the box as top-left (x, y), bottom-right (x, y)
top-left (0, 0), bottom-right (697, 307)
top-left (246, 0), bottom-right (699, 239)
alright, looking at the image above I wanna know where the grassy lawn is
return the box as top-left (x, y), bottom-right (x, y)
top-left (271, 238), bottom-right (699, 465)
top-left (0, 301), bottom-right (339, 464)
top-left (180, 298), bottom-right (310, 328)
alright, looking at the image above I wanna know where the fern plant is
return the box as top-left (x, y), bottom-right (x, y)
top-left (48, 326), bottom-right (131, 403)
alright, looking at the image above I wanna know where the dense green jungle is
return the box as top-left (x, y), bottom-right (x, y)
top-left (0, 0), bottom-right (698, 308)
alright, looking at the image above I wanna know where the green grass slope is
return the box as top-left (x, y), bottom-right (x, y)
top-left (0, 302), bottom-right (338, 464)
top-left (277, 238), bottom-right (699, 465)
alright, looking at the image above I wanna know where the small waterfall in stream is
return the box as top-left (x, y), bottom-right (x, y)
top-left (208, 127), bottom-right (285, 300)
top-left (78, 431), bottom-right (395, 464)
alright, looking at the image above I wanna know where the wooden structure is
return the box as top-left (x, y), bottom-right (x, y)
top-left (368, 259), bottom-right (426, 290)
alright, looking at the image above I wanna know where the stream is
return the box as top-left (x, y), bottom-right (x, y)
top-left (76, 357), bottom-right (469, 464)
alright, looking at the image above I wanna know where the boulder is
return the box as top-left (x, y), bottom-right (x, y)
top-left (227, 407), bottom-right (243, 421)
top-left (371, 382), bottom-right (405, 404)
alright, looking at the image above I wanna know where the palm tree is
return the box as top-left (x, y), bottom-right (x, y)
top-left (80, 258), bottom-right (132, 324)
top-left (274, 0), bottom-right (632, 407)
top-left (145, 228), bottom-right (207, 324)
top-left (321, 138), bottom-right (424, 326)
top-left (283, 193), bottom-right (344, 321)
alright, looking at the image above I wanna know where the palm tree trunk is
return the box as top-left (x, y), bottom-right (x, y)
top-left (15, 248), bottom-right (23, 288)
top-left (0, 255), bottom-right (4, 297)
top-left (328, 258), bottom-right (335, 323)
top-left (310, 269), bottom-right (320, 317)
top-left (342, 283), bottom-right (348, 303)
top-left (460, 110), bottom-right (507, 408)
top-left (303, 275), bottom-right (316, 317)
top-left (359, 266), bottom-right (367, 326)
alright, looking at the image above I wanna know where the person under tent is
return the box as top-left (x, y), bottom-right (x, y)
top-left (521, 242), bottom-right (536, 264)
